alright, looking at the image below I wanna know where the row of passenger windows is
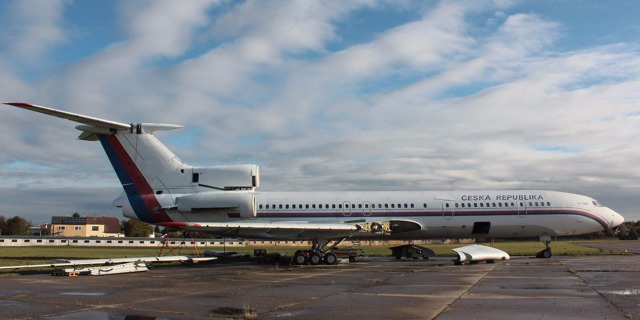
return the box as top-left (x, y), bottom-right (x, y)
top-left (259, 201), bottom-right (553, 210)
top-left (259, 203), bottom-right (422, 210)
top-left (447, 201), bottom-right (552, 208)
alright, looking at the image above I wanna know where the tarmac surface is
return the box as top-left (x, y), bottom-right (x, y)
top-left (1, 242), bottom-right (639, 320)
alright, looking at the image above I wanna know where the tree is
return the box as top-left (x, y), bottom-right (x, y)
top-left (2, 216), bottom-right (32, 235)
top-left (72, 212), bottom-right (81, 218)
top-left (122, 219), bottom-right (153, 237)
top-left (0, 215), bottom-right (6, 235)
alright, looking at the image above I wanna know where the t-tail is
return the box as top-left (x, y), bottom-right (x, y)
top-left (3, 103), bottom-right (259, 224)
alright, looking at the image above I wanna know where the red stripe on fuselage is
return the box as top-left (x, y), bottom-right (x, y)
top-left (106, 135), bottom-right (172, 223)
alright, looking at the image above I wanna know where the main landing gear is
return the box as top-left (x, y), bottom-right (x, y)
top-left (536, 235), bottom-right (553, 258)
top-left (293, 238), bottom-right (345, 266)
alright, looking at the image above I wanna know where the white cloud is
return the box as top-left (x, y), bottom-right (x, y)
top-left (1, 0), bottom-right (640, 223)
top-left (0, 0), bottom-right (69, 64)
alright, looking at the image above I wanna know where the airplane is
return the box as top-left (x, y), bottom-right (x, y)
top-left (3, 102), bottom-right (625, 265)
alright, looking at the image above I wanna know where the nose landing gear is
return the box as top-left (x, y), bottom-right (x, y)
top-left (536, 235), bottom-right (553, 258)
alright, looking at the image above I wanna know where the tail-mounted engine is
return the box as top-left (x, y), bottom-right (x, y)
top-left (175, 191), bottom-right (257, 219)
top-left (191, 164), bottom-right (259, 190)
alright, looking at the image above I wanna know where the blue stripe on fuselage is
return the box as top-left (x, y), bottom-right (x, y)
top-left (98, 134), bottom-right (154, 222)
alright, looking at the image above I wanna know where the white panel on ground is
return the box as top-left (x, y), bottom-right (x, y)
top-left (452, 244), bottom-right (510, 264)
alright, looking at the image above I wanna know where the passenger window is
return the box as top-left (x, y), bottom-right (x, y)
top-left (285, 204), bottom-right (289, 209)
top-left (498, 203), bottom-right (502, 207)
top-left (423, 203), bottom-right (427, 208)
top-left (480, 203), bottom-right (484, 207)
top-left (474, 203), bottom-right (478, 208)
top-left (547, 202), bottom-right (551, 206)
top-left (446, 203), bottom-right (450, 208)
top-left (259, 204), bottom-right (263, 209)
top-left (455, 203), bottom-right (459, 208)
top-left (279, 204), bottom-right (283, 209)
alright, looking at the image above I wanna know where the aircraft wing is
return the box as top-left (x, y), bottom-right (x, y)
top-left (0, 256), bottom-right (215, 271)
top-left (160, 221), bottom-right (363, 239)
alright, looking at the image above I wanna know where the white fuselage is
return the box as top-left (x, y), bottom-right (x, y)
top-left (159, 189), bottom-right (622, 240)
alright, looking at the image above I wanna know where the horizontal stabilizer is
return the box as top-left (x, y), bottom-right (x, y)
top-left (4, 102), bottom-right (131, 130)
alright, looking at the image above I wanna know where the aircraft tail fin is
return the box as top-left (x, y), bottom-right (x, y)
top-left (4, 102), bottom-right (260, 225)
top-left (3, 102), bottom-right (188, 223)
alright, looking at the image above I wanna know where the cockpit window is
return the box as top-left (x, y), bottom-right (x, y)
top-left (592, 200), bottom-right (603, 207)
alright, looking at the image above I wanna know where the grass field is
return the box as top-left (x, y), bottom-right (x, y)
top-left (0, 240), bottom-right (627, 270)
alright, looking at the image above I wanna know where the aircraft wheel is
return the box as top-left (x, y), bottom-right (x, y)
top-left (294, 252), bottom-right (307, 265)
top-left (309, 252), bottom-right (323, 265)
top-left (542, 249), bottom-right (552, 258)
top-left (324, 253), bottom-right (338, 265)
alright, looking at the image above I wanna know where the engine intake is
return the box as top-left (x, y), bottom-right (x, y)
top-left (175, 191), bottom-right (256, 219)
top-left (191, 164), bottom-right (259, 190)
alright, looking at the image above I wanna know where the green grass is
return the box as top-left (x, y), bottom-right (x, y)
top-left (0, 240), bottom-right (625, 267)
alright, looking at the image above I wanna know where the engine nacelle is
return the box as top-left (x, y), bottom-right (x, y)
top-left (191, 164), bottom-right (259, 190)
top-left (175, 191), bottom-right (256, 219)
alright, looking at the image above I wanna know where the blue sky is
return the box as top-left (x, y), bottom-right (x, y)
top-left (1, 0), bottom-right (639, 224)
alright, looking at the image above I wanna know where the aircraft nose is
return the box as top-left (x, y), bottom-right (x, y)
top-left (608, 208), bottom-right (625, 229)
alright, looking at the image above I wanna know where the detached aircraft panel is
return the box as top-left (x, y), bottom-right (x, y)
top-left (452, 244), bottom-right (510, 264)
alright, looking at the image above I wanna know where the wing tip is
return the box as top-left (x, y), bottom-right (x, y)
top-left (4, 102), bottom-right (35, 107)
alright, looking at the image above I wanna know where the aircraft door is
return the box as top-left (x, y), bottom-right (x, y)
top-left (342, 201), bottom-right (352, 217)
top-left (441, 200), bottom-right (455, 220)
top-left (518, 201), bottom-right (527, 218)
top-left (362, 201), bottom-right (372, 217)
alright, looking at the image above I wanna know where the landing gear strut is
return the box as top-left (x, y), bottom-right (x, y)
top-left (536, 235), bottom-right (553, 258)
top-left (293, 238), bottom-right (346, 265)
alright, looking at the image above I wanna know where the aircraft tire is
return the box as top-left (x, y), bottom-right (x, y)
top-left (324, 253), bottom-right (338, 265)
top-left (294, 252), bottom-right (307, 265)
top-left (309, 252), bottom-right (323, 265)
top-left (542, 249), bottom-right (552, 258)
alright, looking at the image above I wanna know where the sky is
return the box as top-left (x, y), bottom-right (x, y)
top-left (0, 0), bottom-right (639, 225)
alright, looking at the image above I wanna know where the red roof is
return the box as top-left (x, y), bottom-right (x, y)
top-left (86, 217), bottom-right (121, 234)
